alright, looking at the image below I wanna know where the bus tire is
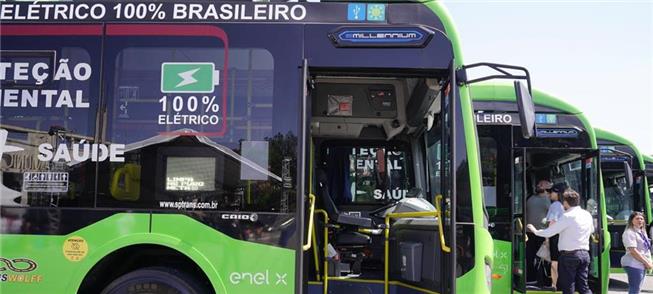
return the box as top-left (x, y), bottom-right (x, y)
top-left (100, 266), bottom-right (208, 294)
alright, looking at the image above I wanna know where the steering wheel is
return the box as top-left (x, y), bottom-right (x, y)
top-left (369, 200), bottom-right (400, 217)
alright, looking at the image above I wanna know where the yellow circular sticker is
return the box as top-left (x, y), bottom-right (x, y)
top-left (62, 236), bottom-right (88, 262)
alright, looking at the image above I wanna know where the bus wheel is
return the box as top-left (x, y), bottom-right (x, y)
top-left (100, 266), bottom-right (208, 294)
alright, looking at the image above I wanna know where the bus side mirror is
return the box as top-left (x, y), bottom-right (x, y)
top-left (514, 81), bottom-right (535, 139)
top-left (624, 161), bottom-right (633, 189)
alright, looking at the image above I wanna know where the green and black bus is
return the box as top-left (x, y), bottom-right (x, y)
top-left (595, 128), bottom-right (652, 273)
top-left (645, 154), bottom-right (653, 215)
top-left (471, 84), bottom-right (609, 294)
top-left (0, 1), bottom-right (537, 293)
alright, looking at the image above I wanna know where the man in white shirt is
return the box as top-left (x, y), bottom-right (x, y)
top-left (527, 189), bottom-right (594, 294)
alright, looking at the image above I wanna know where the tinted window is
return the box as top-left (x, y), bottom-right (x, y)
top-left (480, 137), bottom-right (498, 207)
top-left (1, 24), bottom-right (302, 214)
top-left (1, 33), bottom-right (102, 208)
top-left (602, 170), bottom-right (635, 221)
top-left (97, 25), bottom-right (302, 213)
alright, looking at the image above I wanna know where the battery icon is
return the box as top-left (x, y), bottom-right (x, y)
top-left (160, 62), bottom-right (219, 93)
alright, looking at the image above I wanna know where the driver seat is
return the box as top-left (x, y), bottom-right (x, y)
top-left (316, 169), bottom-right (371, 246)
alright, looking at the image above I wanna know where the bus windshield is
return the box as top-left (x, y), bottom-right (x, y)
top-left (602, 170), bottom-right (636, 221)
top-left (321, 144), bottom-right (413, 204)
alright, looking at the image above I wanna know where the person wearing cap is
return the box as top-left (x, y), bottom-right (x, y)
top-left (527, 189), bottom-right (594, 294)
top-left (525, 179), bottom-right (552, 285)
top-left (544, 182), bottom-right (568, 291)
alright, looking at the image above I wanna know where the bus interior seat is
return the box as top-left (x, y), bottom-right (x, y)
top-left (316, 169), bottom-right (373, 232)
top-left (316, 168), bottom-right (371, 275)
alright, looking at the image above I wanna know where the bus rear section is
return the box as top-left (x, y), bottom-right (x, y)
top-left (471, 84), bottom-right (608, 294)
top-left (644, 155), bottom-right (653, 222)
top-left (0, 1), bottom-right (513, 293)
top-left (595, 128), bottom-right (653, 273)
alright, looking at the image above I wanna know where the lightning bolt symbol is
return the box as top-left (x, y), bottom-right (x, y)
top-left (176, 68), bottom-right (200, 88)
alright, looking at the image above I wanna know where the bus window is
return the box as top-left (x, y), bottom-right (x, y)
top-left (561, 160), bottom-right (582, 193)
top-left (95, 25), bottom-right (302, 213)
top-left (602, 171), bottom-right (634, 221)
top-left (560, 158), bottom-right (598, 215)
top-left (480, 137), bottom-right (498, 208)
top-left (1, 34), bottom-right (102, 209)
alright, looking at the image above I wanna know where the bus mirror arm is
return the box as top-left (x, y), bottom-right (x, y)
top-left (456, 62), bottom-right (532, 94)
top-left (302, 194), bottom-right (316, 251)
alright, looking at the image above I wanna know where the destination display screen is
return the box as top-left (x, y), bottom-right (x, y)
top-left (165, 157), bottom-right (215, 191)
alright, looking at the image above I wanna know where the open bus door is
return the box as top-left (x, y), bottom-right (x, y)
top-left (510, 148), bottom-right (604, 293)
top-left (511, 148), bottom-right (527, 293)
top-left (581, 151), bottom-right (604, 292)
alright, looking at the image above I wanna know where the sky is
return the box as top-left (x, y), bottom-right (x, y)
top-left (445, 0), bottom-right (653, 155)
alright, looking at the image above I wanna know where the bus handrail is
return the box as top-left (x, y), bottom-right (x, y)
top-left (435, 195), bottom-right (452, 253)
top-left (516, 217), bottom-right (528, 242)
top-left (383, 204), bottom-right (446, 294)
top-left (314, 209), bottom-right (329, 294)
top-left (303, 194), bottom-right (316, 251)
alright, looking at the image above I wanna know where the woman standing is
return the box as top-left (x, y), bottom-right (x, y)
top-left (544, 182), bottom-right (567, 291)
top-left (621, 211), bottom-right (652, 294)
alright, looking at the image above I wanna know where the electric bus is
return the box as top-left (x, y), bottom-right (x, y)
top-left (470, 84), bottom-right (609, 294)
top-left (595, 128), bottom-right (652, 273)
top-left (0, 1), bottom-right (536, 293)
top-left (645, 155), bottom-right (653, 214)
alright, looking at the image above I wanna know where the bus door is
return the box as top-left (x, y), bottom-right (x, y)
top-left (512, 148), bottom-right (604, 293)
top-left (555, 151), bottom-right (604, 292)
top-left (478, 125), bottom-right (514, 293)
top-left (511, 148), bottom-right (527, 293)
top-left (580, 151), bottom-right (603, 292)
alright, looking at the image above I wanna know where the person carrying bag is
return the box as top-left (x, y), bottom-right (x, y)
top-left (621, 211), bottom-right (652, 294)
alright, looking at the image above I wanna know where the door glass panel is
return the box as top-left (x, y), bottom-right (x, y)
top-left (584, 156), bottom-right (601, 280)
top-left (512, 152), bottom-right (525, 292)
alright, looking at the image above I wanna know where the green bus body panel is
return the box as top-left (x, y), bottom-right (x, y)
top-left (0, 213), bottom-right (150, 294)
top-left (643, 154), bottom-right (653, 164)
top-left (0, 213), bottom-right (295, 293)
top-left (151, 214), bottom-right (295, 293)
top-left (470, 84), bottom-right (610, 293)
top-left (424, 2), bottom-right (493, 293)
top-left (595, 128), bottom-right (652, 223)
top-left (490, 240), bottom-right (512, 293)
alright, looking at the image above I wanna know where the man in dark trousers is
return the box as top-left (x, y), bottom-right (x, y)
top-left (527, 189), bottom-right (594, 294)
